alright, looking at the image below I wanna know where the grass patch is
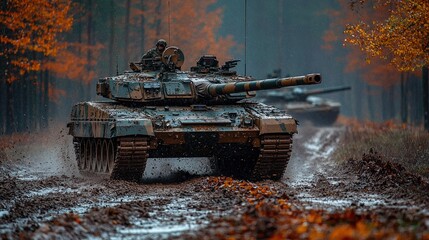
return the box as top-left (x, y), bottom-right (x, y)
top-left (334, 126), bottom-right (429, 178)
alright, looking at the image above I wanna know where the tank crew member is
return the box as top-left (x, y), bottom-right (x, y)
top-left (141, 39), bottom-right (167, 62)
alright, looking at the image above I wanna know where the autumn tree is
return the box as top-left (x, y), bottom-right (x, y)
top-left (323, 1), bottom-right (400, 121)
top-left (43, 42), bottom-right (103, 85)
top-left (343, 0), bottom-right (429, 130)
top-left (43, 1), bottom-right (104, 102)
top-left (344, 0), bottom-right (429, 71)
top-left (0, 0), bottom-right (73, 82)
top-left (0, 0), bottom-right (73, 133)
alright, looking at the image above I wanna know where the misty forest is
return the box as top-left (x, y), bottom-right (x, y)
top-left (0, 0), bottom-right (428, 133)
top-left (0, 0), bottom-right (429, 239)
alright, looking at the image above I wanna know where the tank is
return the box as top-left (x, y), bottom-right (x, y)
top-left (257, 86), bottom-right (351, 126)
top-left (67, 47), bottom-right (321, 181)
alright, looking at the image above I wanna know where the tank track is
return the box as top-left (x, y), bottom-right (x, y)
top-left (250, 134), bottom-right (292, 180)
top-left (111, 137), bottom-right (149, 181)
top-left (73, 137), bottom-right (148, 181)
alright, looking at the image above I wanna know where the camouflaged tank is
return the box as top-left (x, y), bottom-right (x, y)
top-left (67, 47), bottom-right (321, 181)
top-left (258, 86), bottom-right (351, 126)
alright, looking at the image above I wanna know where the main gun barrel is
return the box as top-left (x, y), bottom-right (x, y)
top-left (207, 73), bottom-right (321, 97)
top-left (305, 86), bottom-right (351, 96)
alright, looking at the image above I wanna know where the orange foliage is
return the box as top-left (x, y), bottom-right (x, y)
top-left (344, 0), bottom-right (429, 72)
top-left (0, 133), bottom-right (32, 150)
top-left (42, 42), bottom-right (104, 85)
top-left (127, 0), bottom-right (238, 69)
top-left (0, 0), bottom-right (73, 83)
top-left (47, 83), bottom-right (67, 104)
top-left (323, 2), bottom-right (404, 87)
top-left (336, 115), bottom-right (408, 131)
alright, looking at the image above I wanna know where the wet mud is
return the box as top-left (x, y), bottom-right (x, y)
top-left (0, 125), bottom-right (428, 239)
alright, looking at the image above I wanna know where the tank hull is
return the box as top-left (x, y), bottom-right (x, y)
top-left (261, 97), bottom-right (341, 126)
top-left (284, 102), bottom-right (340, 126)
top-left (68, 101), bottom-right (297, 181)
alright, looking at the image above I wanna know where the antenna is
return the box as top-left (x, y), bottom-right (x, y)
top-left (168, 0), bottom-right (171, 44)
top-left (244, 0), bottom-right (247, 75)
top-left (278, 0), bottom-right (283, 71)
top-left (116, 55), bottom-right (119, 76)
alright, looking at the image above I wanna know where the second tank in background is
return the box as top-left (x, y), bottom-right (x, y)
top-left (257, 70), bottom-right (350, 126)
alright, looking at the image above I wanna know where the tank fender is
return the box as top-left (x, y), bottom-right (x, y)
top-left (114, 119), bottom-right (154, 137)
top-left (67, 119), bottom-right (154, 138)
top-left (256, 118), bottom-right (298, 135)
top-left (67, 121), bottom-right (114, 138)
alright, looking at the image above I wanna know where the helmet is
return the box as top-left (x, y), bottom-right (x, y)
top-left (156, 39), bottom-right (167, 47)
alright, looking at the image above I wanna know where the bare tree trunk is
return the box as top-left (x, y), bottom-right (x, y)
top-left (76, 0), bottom-right (84, 100)
top-left (410, 76), bottom-right (423, 125)
top-left (109, 0), bottom-right (116, 75)
top-left (0, 0), bottom-right (7, 134)
top-left (400, 72), bottom-right (407, 124)
top-left (423, 65), bottom-right (429, 131)
top-left (14, 80), bottom-right (19, 132)
top-left (6, 82), bottom-right (15, 134)
top-left (381, 88), bottom-right (388, 121)
top-left (22, 74), bottom-right (29, 131)
top-left (86, 0), bottom-right (93, 100)
top-left (0, 78), bottom-right (4, 134)
top-left (50, 76), bottom-right (57, 122)
top-left (0, 66), bottom-right (5, 134)
top-left (38, 71), bottom-right (43, 130)
top-left (388, 84), bottom-right (395, 120)
top-left (15, 79), bottom-right (23, 132)
top-left (366, 84), bottom-right (375, 121)
top-left (350, 79), bottom-right (358, 119)
top-left (155, 0), bottom-right (162, 37)
top-left (123, 0), bottom-right (131, 65)
top-left (409, 74), bottom-right (419, 125)
top-left (28, 71), bottom-right (35, 131)
top-left (277, 0), bottom-right (283, 70)
top-left (140, 0), bottom-right (145, 54)
top-left (42, 70), bottom-right (49, 128)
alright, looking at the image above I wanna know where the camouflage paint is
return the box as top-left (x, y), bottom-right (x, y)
top-left (207, 74), bottom-right (321, 97)
top-left (68, 101), bottom-right (297, 142)
top-left (96, 71), bottom-right (321, 104)
top-left (70, 68), bottom-right (320, 152)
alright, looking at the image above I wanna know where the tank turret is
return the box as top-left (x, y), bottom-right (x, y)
top-left (68, 48), bottom-right (324, 182)
top-left (96, 51), bottom-right (321, 104)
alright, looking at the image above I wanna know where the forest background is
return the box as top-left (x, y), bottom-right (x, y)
top-left (1, 0), bottom-right (428, 134)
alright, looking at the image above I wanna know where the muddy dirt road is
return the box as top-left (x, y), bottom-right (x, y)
top-left (1, 126), bottom-right (428, 239)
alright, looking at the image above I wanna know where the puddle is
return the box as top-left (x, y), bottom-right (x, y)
top-left (297, 192), bottom-right (386, 209)
top-left (120, 224), bottom-right (199, 234)
top-left (0, 211), bottom-right (8, 218)
top-left (25, 187), bottom-right (79, 197)
top-left (111, 196), bottom-right (225, 239)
